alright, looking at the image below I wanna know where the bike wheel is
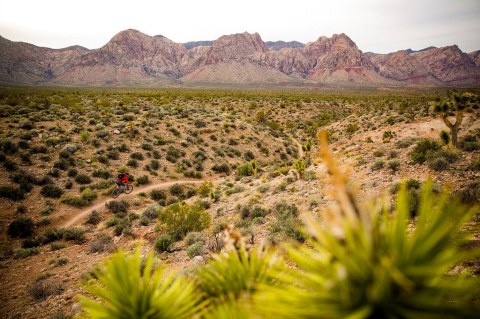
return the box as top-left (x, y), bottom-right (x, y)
top-left (112, 189), bottom-right (120, 198)
top-left (125, 184), bottom-right (133, 194)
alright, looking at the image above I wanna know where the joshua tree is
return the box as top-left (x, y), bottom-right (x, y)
top-left (293, 158), bottom-right (306, 179)
top-left (302, 140), bottom-right (312, 162)
top-left (434, 92), bottom-right (469, 148)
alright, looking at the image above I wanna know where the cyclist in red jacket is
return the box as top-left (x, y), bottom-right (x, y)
top-left (116, 173), bottom-right (129, 191)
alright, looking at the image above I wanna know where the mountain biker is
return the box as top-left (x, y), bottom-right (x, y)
top-left (116, 172), bottom-right (129, 191)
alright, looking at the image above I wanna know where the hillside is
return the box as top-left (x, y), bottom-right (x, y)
top-left (0, 88), bottom-right (479, 318)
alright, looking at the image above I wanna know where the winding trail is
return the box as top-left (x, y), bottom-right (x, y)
top-left (63, 179), bottom-right (204, 227)
top-left (64, 135), bottom-right (304, 228)
top-left (290, 135), bottom-right (304, 158)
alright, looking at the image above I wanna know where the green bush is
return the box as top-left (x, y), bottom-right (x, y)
top-left (169, 184), bottom-right (184, 197)
top-left (14, 247), bottom-right (39, 259)
top-left (75, 173), bottom-right (92, 184)
top-left (184, 231), bottom-right (205, 246)
top-left (0, 185), bottom-right (25, 200)
top-left (86, 210), bottom-right (101, 225)
top-left (63, 227), bottom-right (86, 243)
top-left (237, 162), bottom-right (254, 177)
top-left (151, 189), bottom-right (166, 201)
top-left (89, 234), bottom-right (115, 253)
top-left (155, 235), bottom-right (173, 253)
top-left (387, 159), bottom-right (400, 171)
top-left (186, 242), bottom-right (205, 259)
top-left (8, 217), bottom-right (35, 238)
top-left (410, 138), bottom-right (441, 164)
top-left (428, 157), bottom-right (449, 171)
top-left (61, 194), bottom-right (87, 207)
top-left (371, 160), bottom-right (384, 171)
top-left (106, 200), bottom-right (129, 216)
top-left (40, 184), bottom-right (64, 198)
top-left (157, 201), bottom-right (211, 240)
top-left (136, 175), bottom-right (150, 185)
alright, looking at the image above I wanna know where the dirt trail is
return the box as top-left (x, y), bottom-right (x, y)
top-left (290, 135), bottom-right (304, 158)
top-left (63, 180), bottom-right (204, 227)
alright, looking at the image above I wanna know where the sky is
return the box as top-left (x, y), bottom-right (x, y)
top-left (0, 0), bottom-right (479, 53)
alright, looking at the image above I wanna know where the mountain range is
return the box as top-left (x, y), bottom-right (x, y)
top-left (1, 29), bottom-right (479, 87)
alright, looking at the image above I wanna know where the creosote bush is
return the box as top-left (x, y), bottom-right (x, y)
top-left (8, 217), bottom-right (35, 238)
top-left (157, 201), bottom-right (210, 240)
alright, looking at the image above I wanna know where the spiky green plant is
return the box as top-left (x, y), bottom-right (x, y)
top-left (293, 158), bottom-right (306, 179)
top-left (255, 131), bottom-right (480, 318)
top-left (440, 130), bottom-right (451, 146)
top-left (78, 249), bottom-right (204, 319)
top-left (195, 245), bottom-right (277, 317)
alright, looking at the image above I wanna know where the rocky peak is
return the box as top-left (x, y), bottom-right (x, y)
top-left (205, 32), bottom-right (267, 64)
top-left (468, 50), bottom-right (480, 67)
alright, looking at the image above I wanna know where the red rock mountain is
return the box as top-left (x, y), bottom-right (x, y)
top-left (0, 29), bottom-right (479, 86)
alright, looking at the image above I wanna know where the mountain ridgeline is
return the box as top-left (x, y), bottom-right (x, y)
top-left (0, 29), bottom-right (479, 86)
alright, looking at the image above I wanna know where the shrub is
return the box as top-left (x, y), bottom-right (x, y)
top-left (63, 227), bottom-right (86, 243)
top-left (410, 138), bottom-right (441, 164)
top-left (237, 162), bottom-right (254, 177)
top-left (196, 181), bottom-right (213, 198)
top-left (8, 218), bottom-right (34, 238)
top-left (184, 231), bottom-right (205, 246)
top-left (40, 184), bottom-right (63, 198)
top-left (142, 204), bottom-right (159, 220)
top-left (14, 247), bottom-right (39, 259)
top-left (92, 169), bottom-right (112, 179)
top-left (127, 159), bottom-right (138, 168)
top-left (50, 242), bottom-right (67, 251)
top-left (86, 210), bottom-right (101, 225)
top-left (0, 185), bottom-right (25, 200)
top-left (61, 194), bottom-right (87, 207)
top-left (28, 280), bottom-right (62, 300)
top-left (455, 181), bottom-right (480, 205)
top-left (136, 175), bottom-right (150, 185)
top-left (186, 242), bottom-right (205, 259)
top-left (106, 200), bottom-right (129, 216)
top-left (157, 201), bottom-right (211, 240)
top-left (371, 160), bottom-right (384, 171)
top-left (75, 173), bottom-right (92, 184)
top-left (130, 152), bottom-right (144, 160)
top-left (459, 134), bottom-right (479, 152)
top-left (67, 168), bottom-right (78, 177)
top-left (212, 163), bottom-right (230, 174)
top-left (387, 159), bottom-right (400, 172)
top-left (169, 184), bottom-right (184, 197)
top-left (42, 228), bottom-right (65, 244)
top-left (89, 234), bottom-right (116, 253)
top-left (22, 237), bottom-right (42, 248)
top-left (155, 235), bottom-right (173, 253)
top-left (428, 157), bottom-right (449, 171)
top-left (151, 189), bottom-right (166, 201)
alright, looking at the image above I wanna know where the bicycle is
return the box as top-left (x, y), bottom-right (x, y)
top-left (112, 183), bottom-right (133, 198)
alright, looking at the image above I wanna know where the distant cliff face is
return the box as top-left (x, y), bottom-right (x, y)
top-left (0, 30), bottom-right (479, 86)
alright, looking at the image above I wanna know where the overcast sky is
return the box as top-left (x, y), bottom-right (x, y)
top-left (0, 0), bottom-right (479, 53)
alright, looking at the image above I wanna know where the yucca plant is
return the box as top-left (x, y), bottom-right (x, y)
top-left (255, 131), bottom-right (480, 319)
top-left (78, 249), bottom-right (204, 319)
top-left (195, 228), bottom-right (278, 318)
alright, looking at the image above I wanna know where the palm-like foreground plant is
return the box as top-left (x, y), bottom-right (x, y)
top-left (79, 249), bottom-right (204, 319)
top-left (78, 131), bottom-right (479, 319)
